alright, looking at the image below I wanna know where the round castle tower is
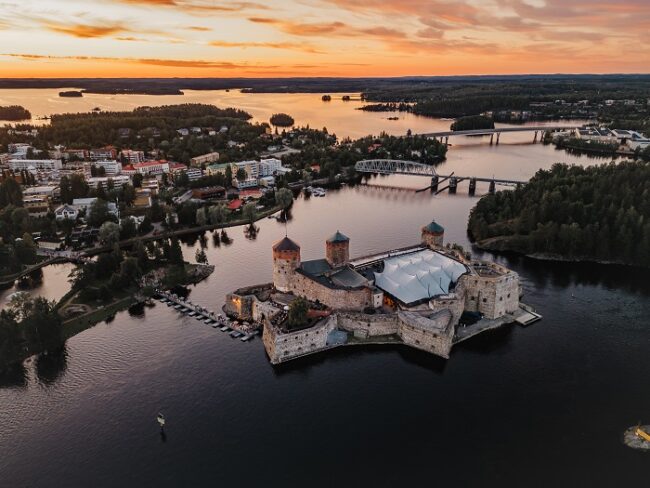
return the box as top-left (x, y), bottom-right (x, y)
top-left (326, 230), bottom-right (349, 268)
top-left (272, 236), bottom-right (301, 292)
top-left (421, 220), bottom-right (445, 249)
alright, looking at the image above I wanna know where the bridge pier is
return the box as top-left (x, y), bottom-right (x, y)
top-left (431, 175), bottom-right (439, 191)
top-left (488, 180), bottom-right (496, 194)
top-left (468, 178), bottom-right (477, 196)
top-left (533, 131), bottom-right (538, 143)
top-left (444, 136), bottom-right (449, 146)
top-left (495, 132), bottom-right (501, 145)
top-left (449, 176), bottom-right (457, 194)
top-left (490, 134), bottom-right (494, 145)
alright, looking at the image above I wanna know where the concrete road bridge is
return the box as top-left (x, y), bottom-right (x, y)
top-left (421, 125), bottom-right (577, 144)
top-left (354, 159), bottom-right (526, 195)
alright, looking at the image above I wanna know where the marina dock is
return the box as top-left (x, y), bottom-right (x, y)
top-left (155, 290), bottom-right (260, 342)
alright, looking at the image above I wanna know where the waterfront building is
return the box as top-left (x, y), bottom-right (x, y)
top-left (226, 220), bottom-right (529, 364)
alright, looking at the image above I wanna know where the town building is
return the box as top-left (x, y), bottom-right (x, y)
top-left (9, 159), bottom-right (62, 171)
top-left (226, 221), bottom-right (535, 365)
top-left (133, 160), bottom-right (170, 175)
top-left (87, 175), bottom-right (131, 189)
top-left (89, 146), bottom-right (117, 161)
top-left (120, 150), bottom-right (146, 164)
top-left (190, 152), bottom-right (220, 167)
top-left (87, 160), bottom-right (122, 176)
top-left (23, 185), bottom-right (60, 201)
top-left (206, 163), bottom-right (231, 176)
top-left (54, 204), bottom-right (79, 221)
top-left (191, 186), bottom-right (226, 200)
top-left (23, 195), bottom-right (50, 216)
top-left (72, 198), bottom-right (118, 217)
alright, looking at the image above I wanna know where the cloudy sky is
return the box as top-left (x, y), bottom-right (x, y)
top-left (1, 0), bottom-right (648, 77)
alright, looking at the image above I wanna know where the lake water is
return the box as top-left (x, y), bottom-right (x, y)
top-left (0, 91), bottom-right (645, 487)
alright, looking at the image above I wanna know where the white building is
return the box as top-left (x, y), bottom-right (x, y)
top-left (133, 161), bottom-right (170, 176)
top-left (233, 160), bottom-right (259, 179)
top-left (87, 175), bottom-right (131, 189)
top-left (9, 159), bottom-right (62, 171)
top-left (23, 185), bottom-right (60, 200)
top-left (258, 158), bottom-right (283, 177)
top-left (54, 204), bottom-right (79, 221)
top-left (121, 150), bottom-right (146, 164)
top-left (89, 147), bottom-right (117, 160)
top-left (91, 160), bottom-right (122, 176)
top-left (72, 198), bottom-right (118, 217)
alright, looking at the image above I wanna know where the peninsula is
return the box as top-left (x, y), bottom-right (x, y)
top-left (225, 221), bottom-right (540, 364)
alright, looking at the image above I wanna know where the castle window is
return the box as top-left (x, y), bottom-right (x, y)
top-left (507, 293), bottom-right (511, 298)
top-left (482, 298), bottom-right (487, 303)
top-left (415, 340), bottom-right (420, 345)
top-left (470, 296), bottom-right (475, 301)
top-left (499, 297), bottom-right (503, 301)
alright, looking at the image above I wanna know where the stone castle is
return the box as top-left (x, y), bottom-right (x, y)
top-left (226, 220), bottom-right (536, 364)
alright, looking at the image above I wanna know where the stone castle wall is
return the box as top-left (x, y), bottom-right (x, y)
top-left (337, 312), bottom-right (400, 338)
top-left (263, 315), bottom-right (336, 364)
top-left (326, 241), bottom-right (349, 267)
top-left (398, 310), bottom-right (454, 358)
top-left (273, 250), bottom-right (300, 293)
top-left (422, 231), bottom-right (444, 249)
top-left (462, 268), bottom-right (519, 320)
top-left (289, 271), bottom-right (372, 311)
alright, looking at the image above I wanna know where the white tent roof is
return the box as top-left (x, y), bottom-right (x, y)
top-left (374, 249), bottom-right (467, 304)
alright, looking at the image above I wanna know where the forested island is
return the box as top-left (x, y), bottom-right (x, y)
top-left (270, 113), bottom-right (294, 127)
top-left (0, 105), bottom-right (31, 121)
top-left (59, 91), bottom-right (83, 97)
top-left (450, 115), bottom-right (495, 131)
top-left (468, 161), bottom-right (650, 267)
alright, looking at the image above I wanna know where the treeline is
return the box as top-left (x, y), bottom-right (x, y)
top-left (0, 104), bottom-right (270, 164)
top-left (0, 295), bottom-right (62, 371)
top-left (0, 105), bottom-right (31, 120)
top-left (450, 115), bottom-right (495, 131)
top-left (468, 161), bottom-right (650, 267)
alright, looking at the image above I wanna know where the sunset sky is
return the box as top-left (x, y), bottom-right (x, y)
top-left (1, 0), bottom-right (649, 77)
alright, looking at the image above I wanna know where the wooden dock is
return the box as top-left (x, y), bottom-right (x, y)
top-left (156, 290), bottom-right (259, 341)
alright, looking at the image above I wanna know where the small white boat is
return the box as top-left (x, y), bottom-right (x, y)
top-left (188, 312), bottom-right (196, 317)
top-left (157, 413), bottom-right (166, 428)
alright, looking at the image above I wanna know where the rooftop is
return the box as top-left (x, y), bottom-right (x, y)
top-left (327, 230), bottom-right (349, 243)
top-left (273, 236), bottom-right (300, 252)
top-left (423, 220), bottom-right (444, 234)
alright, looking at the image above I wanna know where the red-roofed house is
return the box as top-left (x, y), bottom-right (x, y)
top-left (227, 199), bottom-right (243, 211)
top-left (133, 160), bottom-right (169, 175)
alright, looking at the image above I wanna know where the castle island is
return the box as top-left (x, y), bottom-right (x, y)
top-left (225, 221), bottom-right (541, 364)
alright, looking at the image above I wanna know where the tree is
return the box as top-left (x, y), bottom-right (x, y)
top-left (287, 297), bottom-right (309, 329)
top-left (87, 199), bottom-right (113, 227)
top-left (196, 207), bottom-right (208, 226)
top-left (242, 202), bottom-right (257, 224)
top-left (195, 248), bottom-right (208, 264)
top-left (208, 205), bottom-right (228, 225)
top-left (139, 215), bottom-right (153, 234)
top-left (70, 174), bottom-right (89, 200)
top-left (0, 178), bottom-right (23, 206)
top-left (98, 221), bottom-right (120, 245)
top-left (120, 217), bottom-right (137, 240)
top-left (236, 167), bottom-right (247, 182)
top-left (275, 188), bottom-right (293, 209)
top-left (132, 173), bottom-right (143, 188)
top-left (59, 175), bottom-right (72, 204)
top-left (169, 237), bottom-right (184, 264)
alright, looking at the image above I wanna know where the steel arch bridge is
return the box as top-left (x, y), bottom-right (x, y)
top-left (354, 159), bottom-right (437, 177)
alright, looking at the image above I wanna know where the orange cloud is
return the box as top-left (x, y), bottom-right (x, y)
top-left (118, 0), bottom-right (267, 12)
top-left (209, 40), bottom-right (324, 53)
top-left (45, 23), bottom-right (126, 38)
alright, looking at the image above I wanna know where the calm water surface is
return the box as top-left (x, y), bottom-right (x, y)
top-left (0, 92), bottom-right (644, 487)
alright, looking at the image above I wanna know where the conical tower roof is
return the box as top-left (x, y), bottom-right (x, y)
top-left (423, 220), bottom-right (445, 233)
top-left (273, 236), bottom-right (301, 252)
top-left (326, 230), bottom-right (349, 243)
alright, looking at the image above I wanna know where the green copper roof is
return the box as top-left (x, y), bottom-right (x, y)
top-left (423, 220), bottom-right (445, 233)
top-left (327, 230), bottom-right (349, 243)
